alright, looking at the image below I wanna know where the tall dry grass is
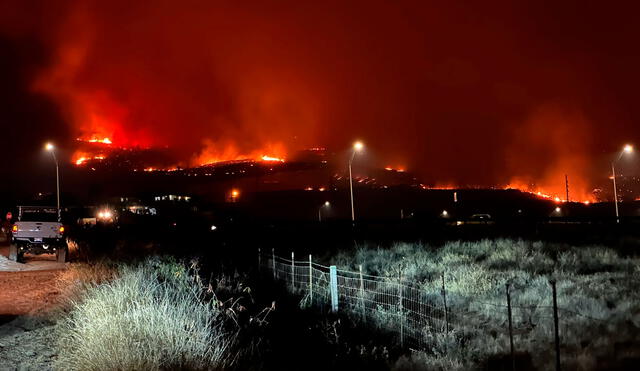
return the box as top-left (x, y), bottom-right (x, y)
top-left (328, 239), bottom-right (640, 370)
top-left (55, 257), bottom-right (235, 370)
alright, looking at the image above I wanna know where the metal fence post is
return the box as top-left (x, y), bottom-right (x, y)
top-left (309, 254), bottom-right (313, 304)
top-left (291, 251), bottom-right (295, 291)
top-left (506, 283), bottom-right (515, 371)
top-left (330, 265), bottom-right (338, 312)
top-left (272, 248), bottom-right (276, 280)
top-left (550, 280), bottom-right (561, 371)
top-left (399, 274), bottom-right (404, 348)
top-left (441, 273), bottom-right (449, 332)
top-left (359, 265), bottom-right (365, 321)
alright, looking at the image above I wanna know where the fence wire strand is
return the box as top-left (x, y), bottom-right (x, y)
top-left (260, 252), bottom-right (612, 351)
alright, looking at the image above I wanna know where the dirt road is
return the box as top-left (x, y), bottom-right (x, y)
top-left (0, 244), bottom-right (67, 315)
top-left (0, 246), bottom-right (67, 273)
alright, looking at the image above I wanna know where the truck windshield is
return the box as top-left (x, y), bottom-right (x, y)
top-left (20, 212), bottom-right (59, 222)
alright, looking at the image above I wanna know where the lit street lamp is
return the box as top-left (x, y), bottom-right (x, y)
top-left (45, 143), bottom-right (60, 211)
top-left (230, 189), bottom-right (240, 203)
top-left (612, 144), bottom-right (633, 223)
top-left (318, 201), bottom-right (330, 222)
top-left (349, 141), bottom-right (364, 222)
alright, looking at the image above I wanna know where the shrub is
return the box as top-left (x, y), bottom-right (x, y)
top-left (325, 239), bottom-right (640, 369)
top-left (56, 258), bottom-right (234, 370)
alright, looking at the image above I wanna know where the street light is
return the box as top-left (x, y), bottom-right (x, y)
top-left (349, 141), bottom-right (364, 222)
top-left (612, 144), bottom-right (633, 223)
top-left (230, 189), bottom-right (240, 202)
top-left (45, 142), bottom-right (60, 211)
top-left (318, 201), bottom-right (330, 222)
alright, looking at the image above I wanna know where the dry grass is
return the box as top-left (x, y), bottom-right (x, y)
top-left (329, 239), bottom-right (640, 370)
top-left (55, 258), bottom-right (235, 370)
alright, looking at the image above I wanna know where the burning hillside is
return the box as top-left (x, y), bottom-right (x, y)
top-left (2, 2), bottom-right (637, 199)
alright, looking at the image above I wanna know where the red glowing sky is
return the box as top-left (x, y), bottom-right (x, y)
top-left (1, 1), bottom-right (639, 199)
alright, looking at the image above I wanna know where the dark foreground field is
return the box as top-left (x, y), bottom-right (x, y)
top-left (1, 222), bottom-right (639, 370)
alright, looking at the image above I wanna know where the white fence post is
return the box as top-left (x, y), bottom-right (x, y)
top-left (309, 254), bottom-right (313, 304)
top-left (272, 248), bottom-right (276, 280)
top-left (291, 251), bottom-right (295, 290)
top-left (330, 266), bottom-right (339, 312)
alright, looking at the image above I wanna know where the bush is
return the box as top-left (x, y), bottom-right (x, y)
top-left (56, 258), bottom-right (234, 370)
top-left (325, 239), bottom-right (640, 370)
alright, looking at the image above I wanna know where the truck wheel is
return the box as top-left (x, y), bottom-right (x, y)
top-left (8, 244), bottom-right (18, 262)
top-left (56, 246), bottom-right (67, 263)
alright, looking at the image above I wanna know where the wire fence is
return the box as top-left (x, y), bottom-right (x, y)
top-left (259, 248), bottom-right (622, 367)
top-left (262, 250), bottom-right (452, 349)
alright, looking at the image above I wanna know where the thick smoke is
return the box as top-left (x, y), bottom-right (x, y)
top-left (2, 1), bottom-right (639, 195)
top-left (505, 106), bottom-right (596, 201)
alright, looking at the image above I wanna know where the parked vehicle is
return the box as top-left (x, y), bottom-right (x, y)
top-left (9, 206), bottom-right (67, 263)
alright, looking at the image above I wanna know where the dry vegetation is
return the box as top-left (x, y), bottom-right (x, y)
top-left (53, 258), bottom-right (247, 370)
top-left (6, 238), bottom-right (636, 370)
top-left (329, 239), bottom-right (640, 370)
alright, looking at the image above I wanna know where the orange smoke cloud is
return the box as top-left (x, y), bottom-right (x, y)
top-left (3, 0), bottom-right (636, 193)
top-left (29, 2), bottom-right (324, 164)
top-left (505, 106), bottom-right (596, 202)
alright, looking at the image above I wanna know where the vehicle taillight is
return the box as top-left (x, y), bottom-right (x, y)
top-left (11, 225), bottom-right (18, 233)
top-left (59, 226), bottom-right (65, 234)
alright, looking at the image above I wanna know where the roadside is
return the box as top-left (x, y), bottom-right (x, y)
top-left (0, 246), bottom-right (67, 273)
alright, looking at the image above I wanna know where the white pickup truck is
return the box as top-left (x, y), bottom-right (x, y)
top-left (9, 206), bottom-right (67, 263)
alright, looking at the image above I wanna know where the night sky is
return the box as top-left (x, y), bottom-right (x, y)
top-left (1, 1), bottom-right (639, 199)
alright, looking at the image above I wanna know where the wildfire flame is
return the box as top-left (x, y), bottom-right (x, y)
top-left (194, 140), bottom-right (287, 166)
top-left (77, 137), bottom-right (112, 145)
top-left (385, 166), bottom-right (405, 172)
top-left (504, 180), bottom-right (595, 204)
top-left (74, 154), bottom-right (107, 166)
top-left (261, 155), bottom-right (285, 162)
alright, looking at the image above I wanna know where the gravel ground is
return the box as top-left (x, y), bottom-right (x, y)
top-left (0, 316), bottom-right (58, 371)
top-left (0, 242), bottom-right (67, 370)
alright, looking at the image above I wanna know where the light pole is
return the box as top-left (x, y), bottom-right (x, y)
top-left (349, 141), bottom-right (364, 222)
top-left (612, 144), bottom-right (633, 223)
top-left (45, 143), bottom-right (60, 211)
top-left (318, 201), bottom-right (330, 222)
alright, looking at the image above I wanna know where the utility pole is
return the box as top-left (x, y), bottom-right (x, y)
top-left (612, 162), bottom-right (619, 223)
top-left (565, 174), bottom-right (569, 203)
